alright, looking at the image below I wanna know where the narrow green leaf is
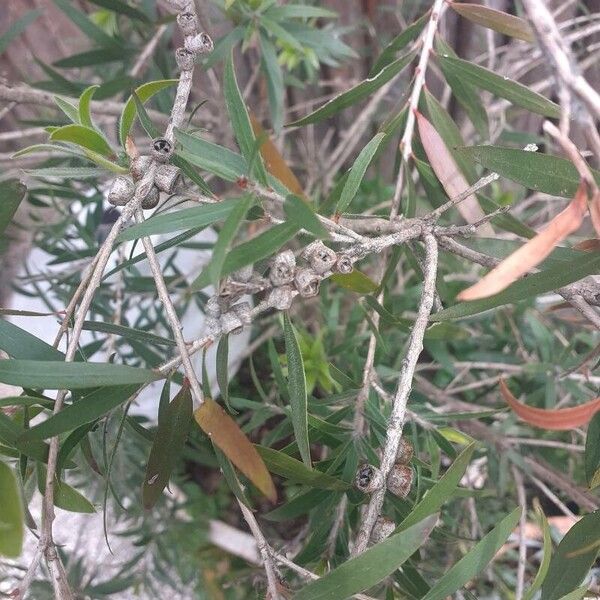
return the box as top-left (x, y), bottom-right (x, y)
top-left (20, 385), bottom-right (140, 440)
top-left (541, 509), bottom-right (600, 600)
top-left (288, 49), bottom-right (416, 127)
top-left (556, 588), bottom-right (590, 600)
top-left (283, 194), bottom-right (328, 238)
top-left (256, 446), bottom-right (348, 490)
top-left (191, 221), bottom-right (299, 291)
top-left (0, 360), bottom-right (160, 389)
top-left (0, 9), bottom-right (41, 55)
top-left (451, 3), bottom-right (534, 41)
top-left (437, 54), bottom-right (560, 117)
top-left (0, 413), bottom-right (51, 464)
top-left (224, 52), bottom-right (267, 184)
top-left (457, 146), bottom-right (600, 198)
top-left (337, 133), bottom-right (386, 213)
top-left (37, 464), bottom-right (95, 513)
top-left (142, 384), bottom-right (193, 509)
top-left (216, 336), bottom-right (233, 413)
top-left (283, 314), bottom-right (311, 468)
top-left (26, 167), bottom-right (106, 179)
top-left (585, 413), bottom-right (600, 489)
top-left (82, 321), bottom-right (176, 347)
top-left (399, 442), bottom-right (477, 531)
top-left (264, 488), bottom-right (330, 522)
top-left (50, 124), bottom-right (113, 157)
top-left (259, 33), bottom-right (284, 132)
top-left (0, 462), bottom-right (24, 557)
top-left (78, 85), bottom-right (99, 128)
top-left (330, 270), bottom-right (378, 294)
top-left (117, 198), bottom-right (239, 242)
top-left (432, 252), bottom-right (600, 321)
top-left (294, 514), bottom-right (437, 600)
top-left (54, 46), bottom-right (134, 68)
top-left (0, 319), bottom-right (64, 361)
top-left (53, 96), bottom-right (80, 123)
top-left (370, 10), bottom-right (428, 75)
top-left (86, 0), bottom-right (150, 22)
top-left (0, 180), bottom-right (26, 238)
top-left (53, 0), bottom-right (118, 48)
top-left (119, 79), bottom-right (178, 147)
top-left (208, 194), bottom-right (254, 286)
top-left (422, 507), bottom-right (522, 600)
top-left (524, 504), bottom-right (552, 600)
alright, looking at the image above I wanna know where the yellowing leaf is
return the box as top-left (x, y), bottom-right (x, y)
top-left (194, 398), bottom-right (277, 502)
top-left (458, 182), bottom-right (588, 301)
top-left (500, 379), bottom-right (600, 430)
top-left (416, 111), bottom-right (491, 235)
top-left (330, 270), bottom-right (378, 294)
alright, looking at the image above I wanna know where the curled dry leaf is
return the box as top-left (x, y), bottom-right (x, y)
top-left (194, 397), bottom-right (277, 502)
top-left (588, 189), bottom-right (600, 237)
top-left (500, 379), bottom-right (600, 430)
top-left (415, 111), bottom-right (492, 235)
top-left (458, 181), bottom-right (588, 301)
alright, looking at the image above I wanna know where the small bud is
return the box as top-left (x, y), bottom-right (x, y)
top-left (387, 464), bottom-right (413, 499)
top-left (303, 241), bottom-right (337, 275)
top-left (335, 254), bottom-right (353, 274)
top-left (151, 138), bottom-right (173, 162)
top-left (220, 310), bottom-right (244, 335)
top-left (371, 516), bottom-right (395, 544)
top-left (176, 11), bottom-right (198, 35)
top-left (232, 264), bottom-right (253, 283)
top-left (154, 164), bottom-right (181, 194)
top-left (130, 155), bottom-right (153, 182)
top-left (395, 438), bottom-right (414, 465)
top-left (294, 267), bottom-right (320, 298)
top-left (108, 176), bottom-right (135, 206)
top-left (141, 185), bottom-right (160, 210)
top-left (231, 302), bottom-right (251, 326)
top-left (354, 464), bottom-right (384, 494)
top-left (175, 47), bottom-right (195, 71)
top-left (266, 286), bottom-right (294, 311)
top-left (184, 32), bottom-right (214, 54)
top-left (270, 251), bottom-right (296, 286)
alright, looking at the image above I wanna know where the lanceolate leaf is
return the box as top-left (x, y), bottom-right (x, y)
top-left (50, 124), bottom-right (113, 157)
top-left (194, 398), bottom-right (276, 502)
top-left (330, 270), bottom-right (378, 294)
top-left (457, 146), bottom-right (600, 198)
top-left (77, 84), bottom-right (99, 128)
top-left (431, 251), bottom-right (600, 321)
top-left (20, 385), bottom-right (140, 441)
top-left (288, 49), bottom-right (416, 127)
top-left (421, 507), bottom-right (521, 600)
top-left (143, 384), bottom-right (193, 509)
top-left (458, 182), bottom-right (588, 300)
top-left (119, 79), bottom-right (178, 147)
top-left (0, 180), bottom-right (26, 240)
top-left (451, 2), bottom-right (534, 42)
top-left (337, 132), bottom-right (386, 214)
top-left (399, 442), bottom-right (477, 531)
top-left (0, 461), bottom-right (24, 557)
top-left (37, 464), bottom-right (95, 513)
top-left (283, 194), bottom-right (328, 238)
top-left (585, 412), bottom-right (600, 488)
top-left (224, 52), bottom-right (268, 184)
top-left (524, 503), bottom-right (553, 600)
top-left (500, 379), bottom-right (600, 431)
top-left (0, 360), bottom-right (160, 389)
top-left (437, 54), bottom-right (560, 118)
top-left (541, 509), bottom-right (600, 600)
top-left (0, 320), bottom-right (64, 361)
top-left (283, 313), bottom-right (311, 468)
top-left (294, 514), bottom-right (437, 600)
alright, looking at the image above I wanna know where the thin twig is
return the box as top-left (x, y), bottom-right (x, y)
top-left (512, 466), bottom-right (527, 600)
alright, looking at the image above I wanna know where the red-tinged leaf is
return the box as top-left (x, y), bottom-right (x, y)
top-left (458, 182), bottom-right (588, 301)
top-left (451, 2), bottom-right (534, 42)
top-left (574, 238), bottom-right (600, 252)
top-left (194, 398), bottom-right (277, 502)
top-left (416, 111), bottom-right (492, 235)
top-left (588, 190), bottom-right (600, 237)
top-left (500, 379), bottom-right (600, 431)
top-left (250, 113), bottom-right (306, 199)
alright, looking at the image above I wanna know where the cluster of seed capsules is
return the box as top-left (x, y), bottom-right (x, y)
top-left (354, 437), bottom-right (414, 544)
top-left (107, 5), bottom-right (213, 210)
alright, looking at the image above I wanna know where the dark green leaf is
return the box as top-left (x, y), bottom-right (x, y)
top-left (143, 384), bottom-right (193, 509)
top-left (0, 180), bottom-right (26, 239)
top-left (0, 461), bottom-right (24, 557)
top-left (37, 464), bottom-right (95, 513)
top-left (283, 313), bottom-right (311, 468)
top-left (54, 47), bottom-right (134, 68)
top-left (294, 514), bottom-right (437, 600)
top-left (82, 321), bottom-right (176, 347)
top-left (585, 413), bottom-right (600, 489)
top-left (283, 194), bottom-right (328, 238)
top-left (524, 504), bottom-right (552, 600)
top-left (0, 319), bottom-right (64, 361)
top-left (86, 0), bottom-right (150, 22)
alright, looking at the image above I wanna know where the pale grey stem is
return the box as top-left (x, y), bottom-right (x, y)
top-left (237, 500), bottom-right (282, 600)
top-left (130, 24), bottom-right (169, 78)
top-left (352, 233), bottom-right (438, 555)
top-left (134, 208), bottom-right (204, 406)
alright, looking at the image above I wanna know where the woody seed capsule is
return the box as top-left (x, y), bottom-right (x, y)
top-left (354, 463), bottom-right (384, 494)
top-left (141, 185), bottom-right (160, 210)
top-left (266, 286), bottom-right (294, 311)
top-left (205, 296), bottom-right (223, 318)
top-left (130, 155), bottom-right (153, 182)
top-left (151, 138), bottom-right (173, 162)
top-left (387, 464), bottom-right (413, 499)
top-left (335, 254), bottom-right (353, 274)
top-left (175, 47), bottom-right (195, 71)
top-left (154, 164), bottom-right (181, 194)
top-left (185, 32), bottom-right (214, 55)
top-left (303, 241), bottom-right (337, 275)
top-left (176, 11), bottom-right (198, 35)
top-left (371, 516), bottom-right (396, 544)
top-left (270, 250), bottom-right (296, 286)
top-left (294, 267), bottom-right (320, 298)
top-left (220, 310), bottom-right (244, 335)
top-left (108, 176), bottom-right (135, 206)
top-left (232, 302), bottom-right (251, 326)
top-left (395, 438), bottom-right (414, 465)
